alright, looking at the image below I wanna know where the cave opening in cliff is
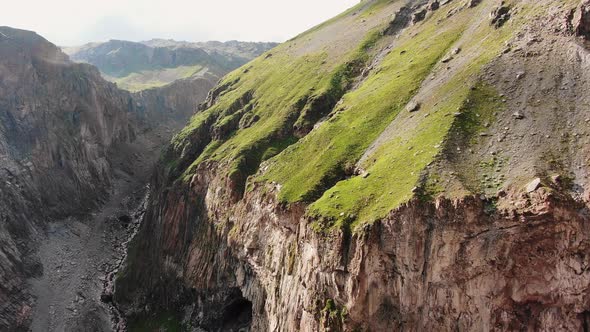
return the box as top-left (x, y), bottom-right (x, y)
top-left (220, 294), bottom-right (253, 331)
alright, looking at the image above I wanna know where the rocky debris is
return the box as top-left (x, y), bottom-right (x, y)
top-left (490, 2), bottom-right (511, 28)
top-left (516, 71), bottom-right (526, 79)
top-left (0, 26), bottom-right (139, 330)
top-left (413, 8), bottom-right (428, 24)
top-left (441, 48), bottom-right (461, 63)
top-left (526, 178), bottom-right (542, 192)
top-left (406, 101), bottom-right (421, 112)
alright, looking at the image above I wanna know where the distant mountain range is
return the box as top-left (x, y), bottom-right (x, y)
top-left (62, 39), bottom-right (277, 92)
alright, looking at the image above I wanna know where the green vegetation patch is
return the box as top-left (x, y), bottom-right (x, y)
top-left (320, 298), bottom-right (347, 329)
top-left (450, 83), bottom-right (503, 146)
top-left (307, 3), bottom-right (524, 230)
top-left (168, 8), bottom-right (392, 190)
top-left (176, 52), bottom-right (333, 183)
top-left (111, 65), bottom-right (205, 92)
top-left (260, 11), bottom-right (467, 207)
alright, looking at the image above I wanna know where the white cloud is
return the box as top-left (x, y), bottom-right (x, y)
top-left (0, 0), bottom-right (360, 45)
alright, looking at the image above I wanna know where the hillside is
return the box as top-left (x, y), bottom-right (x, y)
top-left (113, 0), bottom-right (590, 331)
top-left (63, 39), bottom-right (277, 92)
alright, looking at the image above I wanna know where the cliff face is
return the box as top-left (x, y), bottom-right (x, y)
top-left (132, 75), bottom-right (218, 126)
top-left (0, 26), bottom-right (136, 329)
top-left (115, 0), bottom-right (590, 330)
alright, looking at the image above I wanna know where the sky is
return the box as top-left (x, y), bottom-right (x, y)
top-left (1, 0), bottom-right (360, 46)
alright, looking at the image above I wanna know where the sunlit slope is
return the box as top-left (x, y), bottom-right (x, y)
top-left (167, 0), bottom-right (579, 229)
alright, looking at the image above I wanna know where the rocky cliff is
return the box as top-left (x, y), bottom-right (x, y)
top-left (115, 0), bottom-right (590, 330)
top-left (132, 74), bottom-right (218, 126)
top-left (0, 26), bottom-right (137, 329)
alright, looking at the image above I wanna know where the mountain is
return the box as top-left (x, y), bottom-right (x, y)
top-left (63, 39), bottom-right (277, 92)
top-left (141, 39), bottom-right (279, 59)
top-left (113, 0), bottom-right (590, 331)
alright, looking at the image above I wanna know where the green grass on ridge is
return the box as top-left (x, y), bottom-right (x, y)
top-left (259, 9), bottom-right (467, 205)
top-left (306, 4), bottom-right (527, 230)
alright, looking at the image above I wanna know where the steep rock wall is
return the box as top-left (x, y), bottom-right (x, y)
top-left (0, 26), bottom-right (136, 329)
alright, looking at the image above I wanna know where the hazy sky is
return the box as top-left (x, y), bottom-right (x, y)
top-left (1, 0), bottom-right (359, 46)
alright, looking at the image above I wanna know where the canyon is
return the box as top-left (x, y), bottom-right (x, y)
top-left (0, 26), bottom-right (271, 330)
top-left (2, 0), bottom-right (590, 331)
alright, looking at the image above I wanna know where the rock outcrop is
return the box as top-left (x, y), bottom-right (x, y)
top-left (132, 74), bottom-right (218, 126)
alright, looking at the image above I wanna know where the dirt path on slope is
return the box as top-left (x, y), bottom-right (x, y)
top-left (28, 125), bottom-right (174, 332)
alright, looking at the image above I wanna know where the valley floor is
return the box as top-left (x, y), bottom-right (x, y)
top-left (27, 126), bottom-right (173, 332)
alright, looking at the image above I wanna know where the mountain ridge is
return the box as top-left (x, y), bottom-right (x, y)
top-left (63, 39), bottom-right (277, 92)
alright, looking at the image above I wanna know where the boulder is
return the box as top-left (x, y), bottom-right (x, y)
top-left (526, 178), bottom-right (542, 193)
top-left (513, 112), bottom-right (524, 119)
top-left (406, 101), bottom-right (421, 112)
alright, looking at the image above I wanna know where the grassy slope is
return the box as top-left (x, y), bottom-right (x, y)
top-left (260, 14), bottom-right (465, 205)
top-left (268, 2), bottom-right (522, 228)
top-left (109, 65), bottom-right (205, 92)
top-left (171, 0), bottom-right (395, 185)
top-left (169, 0), bottom-right (557, 230)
